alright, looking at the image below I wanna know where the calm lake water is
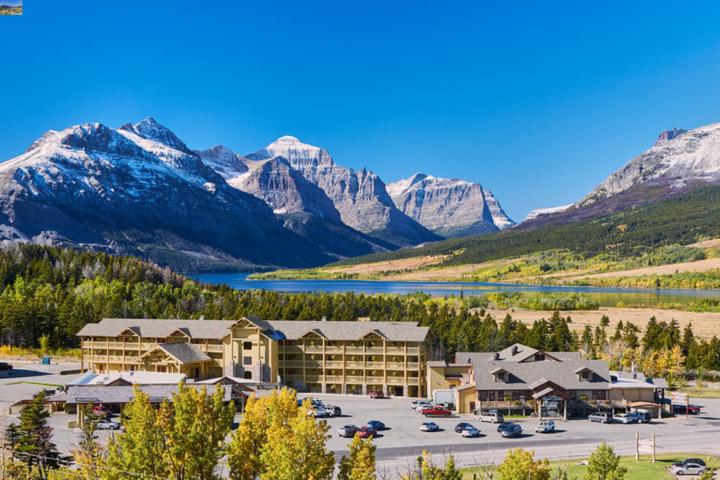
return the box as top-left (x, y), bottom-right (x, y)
top-left (190, 273), bottom-right (720, 307)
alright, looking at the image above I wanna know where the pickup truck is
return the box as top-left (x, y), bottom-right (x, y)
top-left (421, 406), bottom-right (451, 417)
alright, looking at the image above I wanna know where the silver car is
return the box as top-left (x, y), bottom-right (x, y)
top-left (670, 462), bottom-right (706, 476)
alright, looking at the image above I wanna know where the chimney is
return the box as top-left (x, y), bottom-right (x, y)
top-left (511, 345), bottom-right (519, 356)
top-left (493, 352), bottom-right (500, 360)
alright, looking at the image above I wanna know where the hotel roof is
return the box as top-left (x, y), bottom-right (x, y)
top-left (77, 317), bottom-right (429, 342)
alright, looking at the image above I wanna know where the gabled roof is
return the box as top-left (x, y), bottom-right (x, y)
top-left (58, 384), bottom-right (232, 405)
top-left (140, 343), bottom-right (211, 365)
top-left (77, 318), bottom-right (429, 343)
top-left (78, 318), bottom-right (237, 340)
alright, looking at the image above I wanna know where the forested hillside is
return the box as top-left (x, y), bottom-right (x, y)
top-left (1, 245), bottom-right (719, 374)
top-left (332, 185), bottom-right (720, 268)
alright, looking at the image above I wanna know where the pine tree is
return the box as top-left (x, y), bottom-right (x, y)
top-left (12, 391), bottom-right (64, 480)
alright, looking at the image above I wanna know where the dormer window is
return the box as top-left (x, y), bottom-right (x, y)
top-left (575, 367), bottom-right (594, 381)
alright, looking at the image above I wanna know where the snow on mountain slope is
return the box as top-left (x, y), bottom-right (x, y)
top-left (581, 123), bottom-right (720, 205)
top-left (0, 120), bottom-right (332, 271)
top-left (248, 136), bottom-right (441, 247)
top-left (387, 173), bottom-right (515, 237)
top-left (523, 204), bottom-right (573, 222)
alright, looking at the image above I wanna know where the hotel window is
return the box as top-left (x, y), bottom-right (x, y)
top-left (243, 341), bottom-right (252, 350)
top-left (243, 371), bottom-right (252, 380)
top-left (243, 356), bottom-right (252, 366)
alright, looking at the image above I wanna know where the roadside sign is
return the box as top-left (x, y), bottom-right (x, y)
top-left (635, 432), bottom-right (656, 463)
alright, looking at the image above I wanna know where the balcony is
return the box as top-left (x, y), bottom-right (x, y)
top-left (303, 346), bottom-right (324, 354)
top-left (406, 362), bottom-right (419, 370)
top-left (324, 375), bottom-right (344, 383)
top-left (386, 377), bottom-right (406, 385)
top-left (366, 361), bottom-right (385, 368)
top-left (345, 346), bottom-right (364, 354)
top-left (366, 377), bottom-right (384, 385)
top-left (325, 361), bottom-right (344, 368)
top-left (406, 347), bottom-right (420, 355)
top-left (204, 344), bottom-right (224, 353)
top-left (386, 347), bottom-right (405, 355)
top-left (325, 346), bottom-right (343, 354)
top-left (365, 347), bottom-right (384, 354)
top-left (344, 361), bottom-right (364, 368)
top-left (345, 375), bottom-right (364, 383)
top-left (386, 362), bottom-right (406, 369)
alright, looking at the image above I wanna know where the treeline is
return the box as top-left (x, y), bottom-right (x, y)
top-left (332, 185), bottom-right (720, 269)
top-left (1, 245), bottom-right (720, 375)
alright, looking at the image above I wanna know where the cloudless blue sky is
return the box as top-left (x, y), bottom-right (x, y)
top-left (2, 1), bottom-right (720, 220)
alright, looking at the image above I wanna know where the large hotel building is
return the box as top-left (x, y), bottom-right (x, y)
top-left (77, 316), bottom-right (429, 397)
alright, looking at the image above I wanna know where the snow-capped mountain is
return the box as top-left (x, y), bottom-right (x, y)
top-left (523, 205), bottom-right (572, 222)
top-left (581, 123), bottom-right (720, 206)
top-left (522, 122), bottom-right (720, 228)
top-left (0, 118), bottom-right (333, 271)
top-left (387, 173), bottom-right (515, 237)
top-left (248, 136), bottom-right (441, 247)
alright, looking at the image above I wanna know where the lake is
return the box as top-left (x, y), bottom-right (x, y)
top-left (190, 273), bottom-right (720, 307)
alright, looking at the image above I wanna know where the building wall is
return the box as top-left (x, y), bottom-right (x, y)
top-left (426, 365), bottom-right (470, 394)
top-left (609, 387), bottom-right (655, 403)
top-left (80, 326), bottom-right (427, 396)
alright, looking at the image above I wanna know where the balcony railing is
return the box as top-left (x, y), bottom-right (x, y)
top-left (303, 346), bottom-right (324, 354)
top-left (365, 347), bottom-right (384, 354)
top-left (386, 347), bottom-right (405, 355)
top-left (345, 347), bottom-right (364, 354)
top-left (325, 346), bottom-right (343, 354)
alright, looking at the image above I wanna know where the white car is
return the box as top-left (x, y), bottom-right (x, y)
top-left (461, 427), bottom-right (481, 438)
top-left (95, 420), bottom-right (120, 430)
top-left (535, 420), bottom-right (555, 433)
top-left (415, 402), bottom-right (434, 412)
top-left (420, 422), bottom-right (439, 432)
top-left (615, 413), bottom-right (638, 424)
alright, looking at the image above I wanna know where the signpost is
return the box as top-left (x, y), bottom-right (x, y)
top-left (636, 432), bottom-right (656, 463)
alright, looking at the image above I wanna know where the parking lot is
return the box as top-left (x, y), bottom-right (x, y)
top-left (2, 363), bottom-right (720, 476)
top-left (305, 393), bottom-right (720, 473)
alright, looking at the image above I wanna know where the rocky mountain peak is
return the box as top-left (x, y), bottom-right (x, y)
top-left (120, 117), bottom-right (190, 153)
top-left (250, 136), bottom-right (335, 168)
top-left (655, 128), bottom-right (687, 145)
top-left (387, 174), bottom-right (515, 237)
top-left (196, 145), bottom-right (250, 180)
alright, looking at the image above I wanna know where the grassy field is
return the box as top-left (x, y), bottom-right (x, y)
top-left (252, 241), bottom-right (720, 290)
top-left (0, 345), bottom-right (81, 360)
top-left (461, 453), bottom-right (720, 479)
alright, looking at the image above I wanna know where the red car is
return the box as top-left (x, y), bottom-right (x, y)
top-left (421, 406), bottom-right (451, 417)
top-left (356, 426), bottom-right (377, 438)
top-left (369, 391), bottom-right (386, 399)
top-left (673, 404), bottom-right (702, 415)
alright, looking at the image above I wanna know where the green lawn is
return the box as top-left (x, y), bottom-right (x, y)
top-left (462, 453), bottom-right (720, 479)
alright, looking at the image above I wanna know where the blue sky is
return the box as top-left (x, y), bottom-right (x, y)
top-left (1, 1), bottom-right (720, 220)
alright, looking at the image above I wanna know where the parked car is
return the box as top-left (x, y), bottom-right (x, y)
top-left (673, 404), bottom-right (702, 415)
top-left (92, 405), bottom-right (111, 418)
top-left (631, 409), bottom-right (652, 423)
top-left (411, 399), bottom-right (432, 409)
top-left (615, 413), bottom-right (639, 424)
top-left (454, 422), bottom-right (474, 433)
top-left (369, 391), bottom-right (386, 399)
top-left (670, 462), bottom-right (706, 476)
top-left (326, 405), bottom-right (342, 416)
top-left (415, 402), bottom-right (434, 412)
top-left (421, 406), bottom-right (451, 417)
top-left (678, 458), bottom-right (706, 467)
top-left (461, 426), bottom-right (481, 438)
top-left (496, 422), bottom-right (512, 433)
top-left (336, 425), bottom-right (359, 438)
top-left (0, 362), bottom-right (12, 371)
top-left (498, 423), bottom-right (522, 438)
top-left (420, 422), bottom-right (440, 432)
top-left (535, 420), bottom-right (555, 433)
top-left (588, 411), bottom-right (613, 423)
top-left (95, 420), bottom-right (120, 430)
top-left (356, 426), bottom-right (377, 439)
top-left (478, 409), bottom-right (504, 423)
top-left (366, 420), bottom-right (385, 431)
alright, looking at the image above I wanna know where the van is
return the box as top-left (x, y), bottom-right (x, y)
top-left (478, 409), bottom-right (504, 423)
top-left (588, 411), bottom-right (613, 423)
